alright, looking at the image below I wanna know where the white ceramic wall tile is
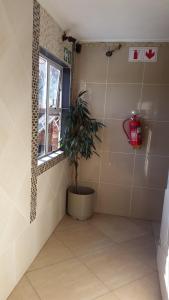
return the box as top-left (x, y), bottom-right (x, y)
top-left (75, 43), bottom-right (169, 225)
top-left (141, 85), bottom-right (169, 121)
top-left (79, 155), bottom-right (102, 183)
top-left (144, 47), bottom-right (169, 84)
top-left (86, 83), bottom-right (106, 118)
top-left (98, 183), bottom-right (131, 216)
top-left (75, 44), bottom-right (108, 83)
top-left (100, 152), bottom-right (134, 186)
top-left (131, 187), bottom-right (164, 221)
top-left (102, 118), bottom-right (134, 153)
top-left (107, 45), bottom-right (144, 83)
top-left (133, 155), bottom-right (169, 189)
top-left (105, 84), bottom-right (141, 119)
top-left (136, 121), bottom-right (169, 156)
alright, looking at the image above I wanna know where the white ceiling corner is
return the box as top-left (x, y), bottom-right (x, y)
top-left (38, 0), bottom-right (169, 42)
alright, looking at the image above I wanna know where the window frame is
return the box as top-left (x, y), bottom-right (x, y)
top-left (38, 54), bottom-right (63, 159)
top-left (37, 48), bottom-right (71, 167)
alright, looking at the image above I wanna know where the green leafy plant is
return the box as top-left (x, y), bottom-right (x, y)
top-left (61, 91), bottom-right (105, 193)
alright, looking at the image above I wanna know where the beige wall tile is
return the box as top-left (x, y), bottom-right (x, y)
top-left (131, 187), bottom-right (164, 220)
top-left (79, 155), bottom-right (101, 183)
top-left (74, 42), bottom-right (169, 223)
top-left (136, 121), bottom-right (169, 156)
top-left (102, 119), bottom-right (134, 153)
top-left (100, 152), bottom-right (134, 186)
top-left (108, 45), bottom-right (144, 83)
top-left (72, 80), bottom-right (87, 100)
top-left (144, 46), bottom-right (169, 84)
top-left (98, 183), bottom-right (130, 216)
top-left (133, 155), bottom-right (169, 189)
top-left (86, 83), bottom-right (106, 118)
top-left (135, 119), bottom-right (149, 155)
top-left (105, 84), bottom-right (141, 118)
top-left (141, 85), bottom-right (169, 121)
top-left (147, 122), bottom-right (169, 156)
top-left (75, 44), bottom-right (108, 83)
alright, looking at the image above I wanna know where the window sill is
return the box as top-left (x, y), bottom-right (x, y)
top-left (37, 150), bottom-right (65, 176)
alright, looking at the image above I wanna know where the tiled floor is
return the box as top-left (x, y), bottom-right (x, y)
top-left (8, 214), bottom-right (162, 300)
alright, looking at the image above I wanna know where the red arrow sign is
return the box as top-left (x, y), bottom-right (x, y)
top-left (146, 49), bottom-right (155, 59)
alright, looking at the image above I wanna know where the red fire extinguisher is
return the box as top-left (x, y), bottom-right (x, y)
top-left (123, 111), bottom-right (142, 149)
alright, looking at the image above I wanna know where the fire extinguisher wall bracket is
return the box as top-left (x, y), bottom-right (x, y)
top-left (123, 112), bottom-right (142, 149)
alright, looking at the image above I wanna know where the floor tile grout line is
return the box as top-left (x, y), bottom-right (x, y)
top-left (27, 242), bottom-right (111, 296)
top-left (77, 255), bottom-right (157, 297)
top-left (25, 274), bottom-right (42, 300)
top-left (76, 256), bottom-right (111, 292)
top-left (93, 291), bottom-right (121, 300)
top-left (86, 218), bottom-right (156, 251)
top-left (26, 255), bottom-right (157, 299)
top-left (111, 269), bottom-right (158, 294)
top-left (27, 256), bottom-right (76, 274)
top-left (22, 215), bottom-right (159, 299)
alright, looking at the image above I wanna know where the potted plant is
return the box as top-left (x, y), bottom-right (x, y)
top-left (61, 91), bottom-right (104, 221)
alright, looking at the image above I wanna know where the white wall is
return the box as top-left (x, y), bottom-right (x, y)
top-left (0, 2), bottom-right (71, 299)
top-left (0, 0), bottom-right (33, 299)
top-left (158, 177), bottom-right (169, 300)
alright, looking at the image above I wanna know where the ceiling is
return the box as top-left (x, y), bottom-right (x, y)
top-left (38, 0), bottom-right (169, 42)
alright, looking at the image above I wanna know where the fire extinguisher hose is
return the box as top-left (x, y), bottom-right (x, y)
top-left (123, 118), bottom-right (130, 143)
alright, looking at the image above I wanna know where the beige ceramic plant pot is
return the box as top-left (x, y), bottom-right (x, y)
top-left (68, 186), bottom-right (95, 221)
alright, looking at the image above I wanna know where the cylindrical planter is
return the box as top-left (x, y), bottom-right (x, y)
top-left (68, 186), bottom-right (95, 221)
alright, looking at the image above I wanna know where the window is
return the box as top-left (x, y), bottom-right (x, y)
top-left (38, 55), bottom-right (63, 158)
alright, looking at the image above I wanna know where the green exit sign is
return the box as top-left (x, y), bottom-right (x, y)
top-left (64, 48), bottom-right (72, 65)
